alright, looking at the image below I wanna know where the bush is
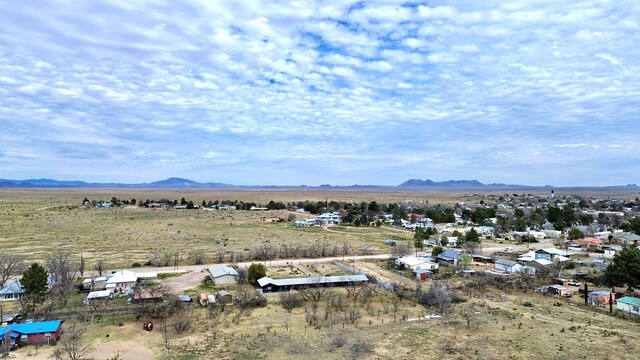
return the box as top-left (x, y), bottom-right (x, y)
top-left (132, 262), bottom-right (142, 268)
top-left (247, 263), bottom-right (267, 286)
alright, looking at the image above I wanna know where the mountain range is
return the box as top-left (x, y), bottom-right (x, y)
top-left (0, 177), bottom-right (637, 189)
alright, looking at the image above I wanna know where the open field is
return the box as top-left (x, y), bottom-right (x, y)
top-left (2, 188), bottom-right (638, 269)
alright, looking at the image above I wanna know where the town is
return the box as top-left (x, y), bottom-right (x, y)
top-left (1, 189), bottom-right (639, 359)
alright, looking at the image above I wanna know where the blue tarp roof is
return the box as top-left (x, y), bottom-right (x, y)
top-left (10, 320), bottom-right (62, 334)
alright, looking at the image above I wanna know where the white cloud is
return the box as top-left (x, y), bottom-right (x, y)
top-left (0, 0), bottom-right (638, 186)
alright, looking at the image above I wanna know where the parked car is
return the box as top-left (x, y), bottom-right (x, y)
top-left (568, 280), bottom-right (581, 286)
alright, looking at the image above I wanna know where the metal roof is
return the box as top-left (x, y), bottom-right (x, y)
top-left (495, 258), bottom-right (519, 267)
top-left (9, 320), bottom-right (62, 334)
top-left (617, 296), bottom-right (640, 307)
top-left (86, 289), bottom-right (112, 299)
top-left (437, 250), bottom-right (462, 261)
top-left (257, 274), bottom-right (368, 288)
top-left (208, 266), bottom-right (239, 278)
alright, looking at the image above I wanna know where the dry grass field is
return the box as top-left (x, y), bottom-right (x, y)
top-left (2, 187), bottom-right (636, 269)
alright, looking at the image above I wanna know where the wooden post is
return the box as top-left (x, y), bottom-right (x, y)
top-left (584, 283), bottom-right (588, 306)
top-left (609, 287), bottom-right (614, 314)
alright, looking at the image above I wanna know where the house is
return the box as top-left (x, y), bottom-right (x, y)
top-left (494, 258), bottom-right (523, 273)
top-left (525, 258), bottom-right (553, 273)
top-left (294, 220), bottom-right (308, 227)
top-left (82, 276), bottom-right (107, 291)
top-left (613, 233), bottom-right (640, 246)
top-left (535, 248), bottom-right (573, 262)
top-left (0, 275), bottom-right (55, 302)
top-left (616, 296), bottom-right (640, 317)
top-left (436, 250), bottom-right (462, 267)
top-left (603, 245), bottom-right (623, 257)
top-left (538, 285), bottom-right (571, 297)
top-left (395, 256), bottom-right (439, 271)
top-left (257, 275), bottom-right (368, 292)
top-left (0, 320), bottom-right (63, 346)
top-left (84, 289), bottom-right (112, 306)
top-left (208, 266), bottom-right (240, 285)
top-left (105, 270), bottom-right (138, 293)
top-left (315, 212), bottom-right (342, 225)
top-left (588, 290), bottom-right (615, 307)
top-left (444, 236), bottom-right (458, 247)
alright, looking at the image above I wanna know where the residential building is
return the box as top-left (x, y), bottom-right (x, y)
top-left (616, 296), bottom-right (640, 317)
top-left (494, 258), bottom-right (523, 273)
top-left (257, 275), bottom-right (368, 292)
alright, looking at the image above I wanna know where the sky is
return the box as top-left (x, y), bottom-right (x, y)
top-left (1, 0), bottom-right (639, 187)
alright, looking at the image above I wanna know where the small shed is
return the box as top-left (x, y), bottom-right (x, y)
top-left (413, 269), bottom-right (432, 281)
top-left (178, 294), bottom-right (192, 303)
top-left (588, 290), bottom-right (615, 306)
top-left (215, 290), bottom-right (232, 303)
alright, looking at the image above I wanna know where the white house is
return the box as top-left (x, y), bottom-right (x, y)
top-left (494, 258), bottom-right (523, 273)
top-left (82, 276), bottom-right (107, 291)
top-left (444, 236), bottom-right (458, 247)
top-left (105, 270), bottom-right (138, 292)
top-left (616, 296), bottom-right (640, 317)
top-left (208, 266), bottom-right (239, 285)
top-left (0, 275), bottom-right (55, 302)
top-left (315, 212), bottom-right (342, 225)
top-left (395, 256), bottom-right (439, 271)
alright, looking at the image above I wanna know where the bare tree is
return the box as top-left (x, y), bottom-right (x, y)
top-left (0, 251), bottom-right (25, 288)
top-left (149, 252), bottom-right (172, 267)
top-left (346, 306), bottom-right (361, 324)
top-left (390, 242), bottom-right (411, 258)
top-left (93, 259), bottom-right (106, 276)
top-left (172, 307), bottom-right (194, 334)
top-left (459, 303), bottom-right (482, 329)
top-left (342, 240), bottom-right (351, 257)
top-left (46, 250), bottom-right (78, 309)
top-left (215, 249), bottom-right (225, 263)
top-left (280, 291), bottom-right (304, 313)
top-left (137, 286), bottom-right (177, 319)
top-left (60, 322), bottom-right (92, 360)
top-left (0, 336), bottom-right (12, 358)
top-left (463, 241), bottom-right (479, 255)
top-left (188, 251), bottom-right (206, 265)
top-left (418, 281), bottom-right (452, 314)
top-left (300, 278), bottom-right (326, 303)
top-left (79, 253), bottom-right (86, 278)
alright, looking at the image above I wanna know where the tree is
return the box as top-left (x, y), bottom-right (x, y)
top-left (414, 237), bottom-right (424, 256)
top-left (46, 250), bottom-right (78, 308)
top-left (432, 246), bottom-right (444, 257)
top-left (624, 217), bottom-right (640, 235)
top-left (20, 263), bottom-right (48, 314)
top-left (440, 235), bottom-right (449, 247)
top-left (93, 259), bottom-right (106, 276)
top-left (603, 248), bottom-right (640, 291)
top-left (464, 228), bottom-right (480, 243)
top-left (59, 322), bottom-right (92, 360)
top-left (0, 251), bottom-right (25, 288)
top-left (247, 263), bottom-right (266, 286)
top-left (459, 303), bottom-right (482, 329)
top-left (567, 228), bottom-right (585, 240)
top-left (460, 254), bottom-right (472, 270)
top-left (280, 291), bottom-right (304, 313)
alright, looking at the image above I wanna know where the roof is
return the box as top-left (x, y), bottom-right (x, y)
top-left (413, 269), bottom-right (433, 274)
top-left (396, 256), bottom-right (428, 267)
top-left (106, 270), bottom-right (138, 286)
top-left (588, 290), bottom-right (611, 296)
top-left (0, 275), bottom-right (55, 295)
top-left (208, 266), bottom-right (239, 278)
top-left (617, 296), bottom-right (640, 307)
top-left (437, 250), bottom-right (462, 261)
top-left (216, 290), bottom-right (231, 297)
top-left (548, 285), bottom-right (567, 290)
top-left (10, 320), bottom-right (62, 334)
top-left (527, 258), bottom-right (553, 266)
top-left (178, 294), bottom-right (191, 302)
top-left (257, 274), bottom-right (368, 288)
top-left (614, 233), bottom-right (640, 241)
top-left (495, 258), bottom-right (519, 267)
top-left (537, 248), bottom-right (573, 256)
top-left (82, 276), bottom-right (107, 284)
top-left (86, 289), bottom-right (112, 299)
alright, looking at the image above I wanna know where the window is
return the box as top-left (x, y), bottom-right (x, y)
top-left (20, 334), bottom-right (28, 343)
